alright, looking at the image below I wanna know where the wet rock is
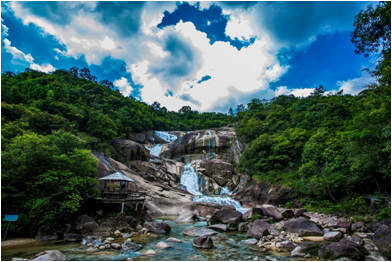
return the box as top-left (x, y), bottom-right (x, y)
top-left (155, 241), bottom-right (172, 249)
top-left (291, 241), bottom-right (320, 257)
top-left (104, 244), bottom-right (111, 249)
top-left (294, 208), bottom-right (307, 217)
top-left (111, 243), bottom-right (121, 249)
top-left (65, 233), bottom-right (82, 242)
top-left (351, 222), bottom-right (365, 232)
top-left (99, 246), bottom-right (106, 250)
top-left (215, 209), bottom-right (243, 224)
top-left (30, 250), bottom-right (66, 261)
top-left (283, 217), bottom-right (323, 237)
top-left (82, 236), bottom-right (97, 245)
top-left (242, 208), bottom-right (264, 221)
top-left (193, 236), bottom-right (213, 249)
top-left (324, 231), bottom-right (342, 242)
top-left (244, 238), bottom-right (258, 245)
top-left (86, 247), bottom-right (98, 252)
top-left (91, 240), bottom-right (103, 247)
top-left (167, 237), bottom-right (183, 243)
top-left (373, 225), bottom-right (391, 259)
top-left (209, 224), bottom-right (228, 231)
top-left (228, 217), bottom-right (242, 225)
top-left (105, 237), bottom-right (115, 241)
top-left (114, 230), bottom-right (122, 236)
top-left (143, 222), bottom-right (171, 234)
top-left (141, 250), bottom-right (157, 256)
top-left (74, 215), bottom-right (95, 231)
top-left (35, 226), bottom-right (58, 241)
top-left (183, 226), bottom-right (218, 237)
top-left (122, 240), bottom-right (140, 251)
top-left (261, 204), bottom-right (284, 221)
top-left (176, 212), bottom-right (197, 223)
top-left (122, 233), bottom-right (131, 238)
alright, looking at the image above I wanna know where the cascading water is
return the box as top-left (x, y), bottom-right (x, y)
top-left (236, 139), bottom-right (242, 150)
top-left (220, 186), bottom-right (233, 195)
top-left (193, 195), bottom-right (248, 214)
top-left (149, 144), bottom-right (163, 157)
top-left (180, 164), bottom-right (203, 196)
top-left (155, 131), bottom-right (177, 142)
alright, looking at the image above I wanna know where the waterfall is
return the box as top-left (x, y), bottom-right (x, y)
top-left (207, 130), bottom-right (212, 135)
top-left (155, 131), bottom-right (177, 142)
top-left (180, 164), bottom-right (203, 196)
top-left (149, 144), bottom-right (163, 157)
top-left (193, 195), bottom-right (248, 214)
top-left (220, 186), bottom-right (233, 195)
top-left (236, 139), bottom-right (242, 150)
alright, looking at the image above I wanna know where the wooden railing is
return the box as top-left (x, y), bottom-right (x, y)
top-left (97, 189), bottom-right (146, 200)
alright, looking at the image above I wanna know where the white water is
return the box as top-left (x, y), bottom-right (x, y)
top-left (220, 186), bottom-right (233, 195)
top-left (207, 130), bottom-right (212, 135)
top-left (193, 195), bottom-right (248, 214)
top-left (180, 164), bottom-right (203, 196)
top-left (155, 131), bottom-right (177, 142)
top-left (236, 139), bottom-right (242, 150)
top-left (149, 144), bottom-right (163, 157)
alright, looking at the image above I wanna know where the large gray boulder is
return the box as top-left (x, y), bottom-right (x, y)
top-left (74, 215), bottom-right (94, 231)
top-left (294, 208), bottom-right (307, 217)
top-left (183, 227), bottom-right (218, 237)
top-left (80, 221), bottom-right (100, 237)
top-left (323, 231), bottom-right (342, 242)
top-left (325, 239), bottom-right (369, 260)
top-left (327, 219), bottom-right (351, 233)
top-left (242, 208), bottom-right (264, 221)
top-left (143, 222), bottom-right (171, 234)
top-left (261, 204), bottom-right (284, 221)
top-left (373, 224), bottom-right (391, 259)
top-left (215, 209), bottom-right (243, 224)
top-left (193, 236), bottom-right (213, 249)
top-left (30, 250), bottom-right (66, 261)
top-left (283, 217), bottom-right (322, 236)
top-left (35, 226), bottom-right (58, 241)
top-left (247, 220), bottom-right (273, 239)
top-left (209, 224), bottom-right (228, 231)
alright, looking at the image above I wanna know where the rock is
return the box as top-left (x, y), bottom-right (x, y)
top-left (242, 208), bottom-right (264, 221)
top-left (82, 236), bottom-right (97, 245)
top-left (11, 259), bottom-right (28, 261)
top-left (291, 242), bottom-right (320, 257)
top-left (85, 247), bottom-right (97, 252)
top-left (215, 209), bottom-right (243, 224)
top-left (283, 218), bottom-right (323, 237)
top-left (193, 236), bottom-right (213, 249)
top-left (112, 139), bottom-right (150, 162)
top-left (304, 254), bottom-right (312, 258)
top-left (191, 159), bottom-right (234, 178)
top-left (294, 208), bottom-right (307, 217)
top-left (322, 228), bottom-right (331, 234)
top-left (261, 204), bottom-right (284, 221)
top-left (104, 244), bottom-right (111, 249)
top-left (247, 220), bottom-right (271, 239)
top-left (167, 237), bottom-right (183, 243)
top-left (209, 224), bottom-right (228, 231)
top-left (141, 250), bottom-right (157, 256)
top-left (74, 215), bottom-right (95, 231)
top-left (99, 246), bottom-right (106, 250)
top-left (216, 234), bottom-right (228, 241)
top-left (63, 224), bottom-right (74, 236)
top-left (279, 241), bottom-right (297, 249)
top-left (346, 236), bottom-right (363, 245)
top-left (91, 240), bottom-right (103, 247)
top-left (183, 226), bottom-right (218, 237)
top-left (244, 238), bottom-right (258, 245)
top-left (302, 236), bottom-right (324, 242)
top-left (324, 231), bottom-right (342, 242)
top-left (155, 241), bottom-right (172, 249)
top-left (136, 225), bottom-right (142, 231)
top-left (35, 226), bottom-right (58, 241)
top-left (125, 216), bottom-right (138, 228)
top-left (266, 256), bottom-right (277, 261)
top-left (143, 222), bottom-right (171, 234)
top-left (122, 233), bottom-right (132, 238)
top-left (106, 237), bottom-right (115, 241)
top-left (326, 239), bottom-right (369, 260)
top-left (228, 217), bottom-right (242, 225)
top-left (337, 258), bottom-right (354, 261)
top-left (65, 233), bottom-right (82, 242)
top-left (238, 222), bottom-right (247, 232)
top-left (281, 209), bottom-right (295, 219)
top-left (176, 212), bottom-right (197, 223)
top-left (373, 224), bottom-right (391, 259)
top-left (80, 221), bottom-right (100, 237)
top-left (111, 243), bottom-right (121, 250)
top-left (351, 222), bottom-right (365, 232)
top-left (122, 240), bottom-right (140, 251)
top-left (327, 219), bottom-right (351, 233)
top-left (30, 250), bottom-right (66, 261)
top-left (114, 230), bottom-right (122, 236)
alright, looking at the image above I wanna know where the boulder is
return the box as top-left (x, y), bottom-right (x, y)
top-left (167, 237), bottom-right (183, 243)
top-left (215, 209), bottom-right (243, 224)
top-left (281, 209), bottom-right (294, 219)
top-left (176, 212), bottom-right (197, 223)
top-left (64, 233), bottom-right (82, 242)
top-left (242, 208), bottom-right (264, 221)
top-left (122, 240), bottom-right (140, 251)
top-left (209, 224), bottom-right (228, 231)
top-left (327, 219), bottom-right (351, 233)
top-left (247, 220), bottom-right (272, 239)
top-left (326, 239), bottom-right (369, 260)
top-left (125, 216), bottom-right (138, 228)
top-left (244, 238), bottom-right (258, 245)
top-left (80, 221), bottom-right (100, 237)
top-left (74, 215), bottom-right (94, 231)
top-left (346, 236), bottom-right (363, 245)
top-left (283, 218), bottom-right (323, 237)
top-left (261, 204), bottom-right (284, 221)
top-left (155, 242), bottom-right (172, 249)
top-left (291, 242), bottom-right (320, 257)
top-left (112, 139), bottom-right (150, 161)
top-left (30, 250), bottom-right (66, 261)
top-left (238, 222), bottom-right (247, 232)
top-left (279, 241), bottom-right (297, 249)
top-left (351, 222), bottom-right (365, 232)
top-left (11, 259), bottom-right (28, 261)
top-left (294, 208), bottom-right (307, 217)
top-left (191, 159), bottom-right (234, 178)
top-left (323, 231), bottom-right (342, 242)
top-left (35, 226), bottom-right (58, 241)
top-left (183, 227), bottom-right (218, 237)
top-left (111, 243), bottom-right (121, 250)
top-left (82, 236), bottom-right (97, 246)
top-left (373, 225), bottom-right (391, 259)
top-left (141, 250), bottom-right (157, 256)
top-left (143, 222), bottom-right (171, 234)
top-left (193, 236), bottom-right (213, 249)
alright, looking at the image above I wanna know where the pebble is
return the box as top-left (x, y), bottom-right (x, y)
top-left (114, 230), bottom-right (122, 236)
top-left (141, 250), bottom-right (157, 256)
top-left (155, 241), bottom-right (172, 249)
top-left (99, 246), bottom-right (105, 250)
top-left (167, 237), bottom-right (183, 243)
top-left (106, 237), bottom-right (115, 241)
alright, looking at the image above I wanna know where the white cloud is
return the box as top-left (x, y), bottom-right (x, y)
top-left (274, 86), bottom-right (315, 97)
top-left (113, 77), bottom-right (134, 97)
top-left (225, 13), bottom-right (255, 40)
top-left (337, 72), bottom-right (374, 95)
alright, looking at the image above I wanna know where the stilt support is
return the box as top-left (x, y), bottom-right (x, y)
top-left (135, 202), bottom-right (138, 211)
top-left (142, 201), bottom-right (145, 210)
top-left (121, 202), bottom-right (125, 213)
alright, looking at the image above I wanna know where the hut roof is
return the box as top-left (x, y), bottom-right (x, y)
top-left (99, 172), bottom-right (134, 182)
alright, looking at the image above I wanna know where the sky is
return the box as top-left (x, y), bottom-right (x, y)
top-left (1, 1), bottom-right (376, 113)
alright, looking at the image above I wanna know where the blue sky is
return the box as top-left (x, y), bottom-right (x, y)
top-left (1, 1), bottom-right (375, 112)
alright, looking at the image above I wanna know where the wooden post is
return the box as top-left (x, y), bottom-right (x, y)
top-left (121, 201), bottom-right (125, 213)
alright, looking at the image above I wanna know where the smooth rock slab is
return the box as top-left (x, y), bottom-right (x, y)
top-left (183, 226), bottom-right (218, 237)
top-left (193, 236), bottom-right (213, 249)
top-left (167, 237), bottom-right (183, 243)
top-left (283, 218), bottom-right (323, 237)
top-left (209, 224), bottom-right (228, 231)
top-left (155, 242), bottom-right (172, 249)
top-left (302, 236), bottom-right (324, 242)
top-left (324, 231), bottom-right (342, 242)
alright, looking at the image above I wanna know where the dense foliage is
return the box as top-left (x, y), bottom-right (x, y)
top-left (236, 2), bottom-right (391, 210)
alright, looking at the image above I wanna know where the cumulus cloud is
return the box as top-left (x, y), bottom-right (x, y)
top-left (114, 77), bottom-right (134, 97)
top-left (337, 71), bottom-right (374, 95)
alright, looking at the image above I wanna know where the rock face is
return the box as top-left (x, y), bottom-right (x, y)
top-left (373, 224), bottom-right (391, 259)
top-left (143, 222), bottom-right (171, 234)
top-left (112, 139), bottom-right (150, 162)
top-left (261, 204), bottom-right (284, 221)
top-left (193, 236), bottom-right (214, 249)
top-left (191, 159), bottom-right (235, 188)
top-left (183, 227), bottom-right (218, 237)
top-left (30, 250), bottom-right (66, 261)
top-left (35, 226), bottom-right (58, 241)
top-left (284, 218), bottom-right (323, 237)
